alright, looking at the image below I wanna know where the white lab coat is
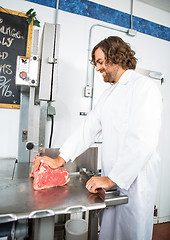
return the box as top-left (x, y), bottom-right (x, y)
top-left (59, 70), bottom-right (162, 240)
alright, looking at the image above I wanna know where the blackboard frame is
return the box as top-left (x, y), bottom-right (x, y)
top-left (0, 7), bottom-right (33, 109)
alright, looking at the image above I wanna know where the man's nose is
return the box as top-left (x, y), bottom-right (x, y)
top-left (96, 63), bottom-right (101, 71)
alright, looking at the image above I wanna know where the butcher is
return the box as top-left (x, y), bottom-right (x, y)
top-left (35, 36), bottom-right (162, 240)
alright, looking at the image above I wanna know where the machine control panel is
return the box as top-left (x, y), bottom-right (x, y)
top-left (16, 55), bottom-right (39, 86)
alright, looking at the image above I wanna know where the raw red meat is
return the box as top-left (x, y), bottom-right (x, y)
top-left (30, 155), bottom-right (40, 178)
top-left (30, 163), bottom-right (70, 190)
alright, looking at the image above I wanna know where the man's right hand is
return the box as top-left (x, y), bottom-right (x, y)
top-left (33, 155), bottom-right (66, 172)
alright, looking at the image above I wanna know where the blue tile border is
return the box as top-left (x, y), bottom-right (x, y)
top-left (25, 0), bottom-right (170, 41)
top-left (25, 0), bottom-right (56, 8)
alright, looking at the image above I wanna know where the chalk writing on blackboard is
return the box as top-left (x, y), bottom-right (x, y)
top-left (0, 7), bottom-right (33, 109)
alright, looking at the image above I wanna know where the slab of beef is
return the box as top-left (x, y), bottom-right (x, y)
top-left (30, 163), bottom-right (70, 190)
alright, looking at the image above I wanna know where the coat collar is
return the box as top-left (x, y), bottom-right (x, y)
top-left (118, 69), bottom-right (134, 85)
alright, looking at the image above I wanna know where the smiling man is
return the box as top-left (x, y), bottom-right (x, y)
top-left (35, 36), bottom-right (162, 240)
top-left (93, 48), bottom-right (125, 84)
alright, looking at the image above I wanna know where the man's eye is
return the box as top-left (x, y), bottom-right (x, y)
top-left (94, 60), bottom-right (104, 66)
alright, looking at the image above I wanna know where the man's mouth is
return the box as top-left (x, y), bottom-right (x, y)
top-left (101, 71), bottom-right (106, 77)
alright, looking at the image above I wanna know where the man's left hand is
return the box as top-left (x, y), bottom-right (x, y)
top-left (86, 176), bottom-right (116, 193)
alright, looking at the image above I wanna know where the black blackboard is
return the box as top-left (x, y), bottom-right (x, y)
top-left (0, 7), bottom-right (33, 109)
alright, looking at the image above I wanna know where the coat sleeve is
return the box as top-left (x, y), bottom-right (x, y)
top-left (59, 110), bottom-right (101, 162)
top-left (59, 88), bottom-right (111, 162)
top-left (108, 78), bottom-right (162, 190)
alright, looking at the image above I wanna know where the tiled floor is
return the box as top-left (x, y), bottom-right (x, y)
top-left (152, 222), bottom-right (170, 240)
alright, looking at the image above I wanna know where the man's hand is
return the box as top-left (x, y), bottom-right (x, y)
top-left (86, 176), bottom-right (116, 193)
top-left (33, 155), bottom-right (66, 171)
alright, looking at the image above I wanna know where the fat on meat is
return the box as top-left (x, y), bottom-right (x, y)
top-left (30, 163), bottom-right (70, 190)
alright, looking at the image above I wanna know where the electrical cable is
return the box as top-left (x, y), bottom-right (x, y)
top-left (49, 114), bottom-right (54, 148)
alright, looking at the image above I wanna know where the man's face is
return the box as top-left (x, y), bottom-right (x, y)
top-left (94, 47), bottom-right (119, 84)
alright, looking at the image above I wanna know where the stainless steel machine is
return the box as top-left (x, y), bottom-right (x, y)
top-left (0, 153), bottom-right (128, 240)
top-left (0, 23), bottom-right (128, 240)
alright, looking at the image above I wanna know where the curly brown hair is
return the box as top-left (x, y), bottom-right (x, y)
top-left (91, 36), bottom-right (137, 70)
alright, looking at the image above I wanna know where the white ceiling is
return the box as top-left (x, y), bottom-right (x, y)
top-left (138, 0), bottom-right (170, 12)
